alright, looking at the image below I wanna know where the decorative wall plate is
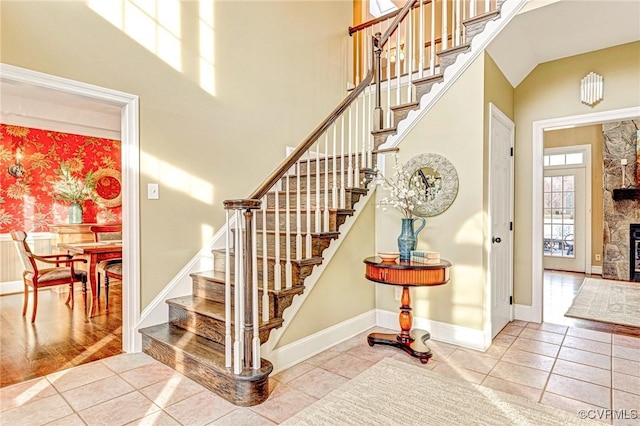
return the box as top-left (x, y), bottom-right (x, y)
top-left (93, 168), bottom-right (122, 207)
top-left (404, 153), bottom-right (458, 217)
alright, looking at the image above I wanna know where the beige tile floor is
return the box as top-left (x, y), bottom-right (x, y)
top-left (1, 321), bottom-right (639, 425)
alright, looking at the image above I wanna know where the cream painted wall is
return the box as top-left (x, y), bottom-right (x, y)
top-left (544, 125), bottom-right (604, 267)
top-left (375, 56), bottom-right (487, 330)
top-left (1, 1), bottom-right (352, 308)
top-left (277, 196), bottom-right (376, 347)
top-left (512, 41), bottom-right (640, 305)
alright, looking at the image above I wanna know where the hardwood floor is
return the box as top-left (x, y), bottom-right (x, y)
top-left (543, 269), bottom-right (640, 337)
top-left (0, 283), bottom-right (122, 388)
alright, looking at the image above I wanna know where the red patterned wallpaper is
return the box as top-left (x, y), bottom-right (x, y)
top-left (0, 124), bottom-right (121, 233)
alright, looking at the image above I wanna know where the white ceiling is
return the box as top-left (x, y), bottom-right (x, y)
top-left (487, 0), bottom-right (640, 87)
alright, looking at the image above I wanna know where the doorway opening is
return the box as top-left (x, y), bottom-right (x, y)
top-left (0, 64), bottom-right (140, 386)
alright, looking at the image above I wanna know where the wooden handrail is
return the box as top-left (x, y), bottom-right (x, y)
top-left (247, 0), bottom-right (418, 202)
top-left (349, 0), bottom-right (432, 36)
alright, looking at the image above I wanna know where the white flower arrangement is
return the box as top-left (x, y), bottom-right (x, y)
top-left (375, 155), bottom-right (441, 218)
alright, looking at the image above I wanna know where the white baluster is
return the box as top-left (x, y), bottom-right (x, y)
top-left (442, 0), bottom-right (448, 50)
top-left (295, 161), bottom-right (302, 260)
top-left (285, 175), bottom-right (292, 289)
top-left (368, 88), bottom-right (373, 169)
top-left (332, 124), bottom-right (337, 209)
top-left (386, 37), bottom-right (392, 128)
top-left (315, 141), bottom-right (321, 233)
top-left (323, 133), bottom-right (330, 232)
top-left (340, 115), bottom-right (346, 209)
top-left (354, 99), bottom-right (361, 188)
top-left (261, 201), bottom-right (269, 323)
top-left (419, 0), bottom-right (424, 78)
top-left (273, 184), bottom-right (282, 291)
top-left (306, 150), bottom-right (312, 258)
top-left (251, 209), bottom-right (260, 369)
top-left (455, 0), bottom-right (461, 46)
top-left (395, 26), bottom-right (401, 107)
top-left (485, 0), bottom-right (490, 14)
top-left (361, 94), bottom-right (366, 171)
top-left (430, 0), bottom-right (436, 75)
top-left (347, 105), bottom-right (354, 189)
top-left (470, 0), bottom-right (476, 18)
top-left (225, 210), bottom-right (232, 368)
top-left (407, 8), bottom-right (413, 102)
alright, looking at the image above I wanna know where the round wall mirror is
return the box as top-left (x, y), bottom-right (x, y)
top-left (404, 153), bottom-right (458, 217)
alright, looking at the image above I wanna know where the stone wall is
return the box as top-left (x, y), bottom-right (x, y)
top-left (602, 120), bottom-right (640, 280)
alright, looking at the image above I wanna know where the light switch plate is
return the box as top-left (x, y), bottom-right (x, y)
top-left (148, 183), bottom-right (159, 200)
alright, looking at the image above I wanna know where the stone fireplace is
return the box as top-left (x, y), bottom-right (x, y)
top-left (602, 120), bottom-right (640, 281)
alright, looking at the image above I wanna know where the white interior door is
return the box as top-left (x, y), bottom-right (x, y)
top-left (489, 104), bottom-right (514, 338)
top-left (543, 167), bottom-right (586, 272)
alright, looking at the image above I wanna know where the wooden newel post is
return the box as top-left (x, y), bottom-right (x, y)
top-left (223, 198), bottom-right (261, 371)
top-left (373, 32), bottom-right (384, 131)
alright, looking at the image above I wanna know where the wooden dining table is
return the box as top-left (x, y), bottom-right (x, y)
top-left (58, 241), bottom-right (122, 317)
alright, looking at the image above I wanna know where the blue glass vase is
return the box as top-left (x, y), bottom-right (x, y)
top-left (397, 217), bottom-right (426, 260)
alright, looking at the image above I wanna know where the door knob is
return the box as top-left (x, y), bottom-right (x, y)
top-left (492, 237), bottom-right (502, 243)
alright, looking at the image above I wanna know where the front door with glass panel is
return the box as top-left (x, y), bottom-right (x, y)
top-left (543, 167), bottom-right (586, 272)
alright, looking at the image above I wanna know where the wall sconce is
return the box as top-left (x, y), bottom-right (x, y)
top-left (386, 47), bottom-right (405, 63)
top-left (8, 148), bottom-right (25, 178)
top-left (580, 72), bottom-right (603, 107)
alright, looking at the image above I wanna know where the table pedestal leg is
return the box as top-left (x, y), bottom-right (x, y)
top-left (367, 285), bottom-right (432, 363)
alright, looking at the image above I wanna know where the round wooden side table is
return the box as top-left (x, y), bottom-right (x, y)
top-left (363, 256), bottom-right (451, 363)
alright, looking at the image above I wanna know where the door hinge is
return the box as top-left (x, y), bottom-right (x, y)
top-left (510, 147), bottom-right (514, 157)
top-left (510, 221), bottom-right (513, 231)
top-left (509, 296), bottom-right (513, 305)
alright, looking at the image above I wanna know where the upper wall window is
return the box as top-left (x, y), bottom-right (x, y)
top-left (544, 152), bottom-right (584, 167)
top-left (370, 0), bottom-right (398, 18)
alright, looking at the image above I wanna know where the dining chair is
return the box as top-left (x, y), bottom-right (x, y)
top-left (10, 230), bottom-right (87, 322)
top-left (89, 225), bottom-right (122, 311)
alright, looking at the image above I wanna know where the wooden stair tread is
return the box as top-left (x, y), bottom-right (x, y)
top-left (140, 323), bottom-right (273, 379)
top-left (167, 295), bottom-right (286, 327)
top-left (212, 249), bottom-right (324, 266)
top-left (188, 271), bottom-right (309, 295)
top-left (391, 101), bottom-right (419, 111)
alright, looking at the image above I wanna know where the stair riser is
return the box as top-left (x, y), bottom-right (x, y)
top-left (257, 233), bottom-right (336, 259)
top-left (296, 153), bottom-right (376, 175)
top-left (255, 211), bottom-right (337, 233)
top-left (169, 305), bottom-right (274, 345)
top-left (265, 189), bottom-right (360, 210)
top-left (190, 278), bottom-right (277, 319)
top-left (213, 252), bottom-right (316, 286)
top-left (285, 170), bottom-right (370, 191)
top-left (392, 104), bottom-right (418, 126)
top-left (414, 77), bottom-right (443, 103)
top-left (141, 335), bottom-right (271, 406)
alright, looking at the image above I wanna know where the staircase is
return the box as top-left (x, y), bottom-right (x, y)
top-left (139, 0), bottom-right (510, 407)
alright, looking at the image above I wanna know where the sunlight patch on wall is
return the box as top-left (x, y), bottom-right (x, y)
top-left (141, 151), bottom-right (214, 205)
top-left (198, 1), bottom-right (216, 96)
top-left (201, 223), bottom-right (214, 248)
top-left (87, 0), bottom-right (182, 72)
top-left (454, 211), bottom-right (484, 246)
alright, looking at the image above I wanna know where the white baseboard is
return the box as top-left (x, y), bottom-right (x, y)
top-left (0, 280), bottom-right (23, 295)
top-left (514, 304), bottom-right (533, 322)
top-left (376, 309), bottom-right (490, 351)
top-left (591, 266), bottom-right (602, 275)
top-left (264, 310), bottom-right (376, 374)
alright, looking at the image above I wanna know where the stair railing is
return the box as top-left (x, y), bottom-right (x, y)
top-left (352, 0), bottom-right (500, 129)
top-left (222, 0), bottom-right (418, 375)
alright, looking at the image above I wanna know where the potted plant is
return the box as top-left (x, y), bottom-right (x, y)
top-left (52, 162), bottom-right (97, 224)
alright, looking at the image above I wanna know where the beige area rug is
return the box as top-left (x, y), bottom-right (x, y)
top-left (282, 358), bottom-right (596, 426)
top-left (565, 277), bottom-right (640, 327)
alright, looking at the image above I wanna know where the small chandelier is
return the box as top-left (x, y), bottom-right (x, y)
top-left (8, 148), bottom-right (25, 178)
